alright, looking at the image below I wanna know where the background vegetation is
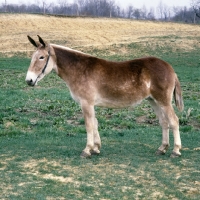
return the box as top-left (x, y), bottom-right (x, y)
top-left (0, 14), bottom-right (200, 199)
top-left (1, 0), bottom-right (200, 23)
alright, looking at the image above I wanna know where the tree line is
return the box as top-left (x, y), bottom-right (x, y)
top-left (1, 0), bottom-right (200, 23)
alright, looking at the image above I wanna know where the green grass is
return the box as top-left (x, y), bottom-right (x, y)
top-left (0, 40), bottom-right (200, 199)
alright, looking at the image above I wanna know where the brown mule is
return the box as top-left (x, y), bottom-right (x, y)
top-left (26, 35), bottom-right (184, 158)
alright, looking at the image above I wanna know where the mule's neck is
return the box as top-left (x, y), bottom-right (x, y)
top-left (51, 44), bottom-right (97, 83)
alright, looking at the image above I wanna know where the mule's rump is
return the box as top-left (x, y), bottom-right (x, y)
top-left (26, 35), bottom-right (184, 158)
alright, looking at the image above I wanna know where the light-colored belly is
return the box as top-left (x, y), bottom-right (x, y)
top-left (95, 96), bottom-right (143, 108)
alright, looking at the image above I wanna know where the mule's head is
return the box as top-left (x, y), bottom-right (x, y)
top-left (25, 35), bottom-right (55, 86)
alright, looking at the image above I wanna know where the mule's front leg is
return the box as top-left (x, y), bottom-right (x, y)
top-left (80, 102), bottom-right (97, 158)
top-left (90, 118), bottom-right (101, 155)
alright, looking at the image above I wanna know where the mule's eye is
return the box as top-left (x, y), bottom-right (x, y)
top-left (39, 56), bottom-right (44, 60)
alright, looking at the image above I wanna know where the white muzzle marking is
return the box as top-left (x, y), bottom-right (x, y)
top-left (25, 71), bottom-right (41, 86)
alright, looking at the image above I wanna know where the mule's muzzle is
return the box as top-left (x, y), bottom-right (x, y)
top-left (26, 78), bottom-right (35, 86)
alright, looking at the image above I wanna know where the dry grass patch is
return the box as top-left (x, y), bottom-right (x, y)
top-left (1, 14), bottom-right (200, 56)
top-left (17, 156), bottom-right (200, 199)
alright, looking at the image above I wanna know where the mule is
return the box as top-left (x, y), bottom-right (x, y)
top-left (25, 35), bottom-right (184, 158)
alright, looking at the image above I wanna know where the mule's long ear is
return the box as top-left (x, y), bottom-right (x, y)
top-left (37, 35), bottom-right (47, 48)
top-left (27, 35), bottom-right (38, 48)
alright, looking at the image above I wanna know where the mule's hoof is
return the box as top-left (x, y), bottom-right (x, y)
top-left (80, 151), bottom-right (91, 159)
top-left (90, 149), bottom-right (100, 156)
top-left (170, 151), bottom-right (181, 158)
top-left (155, 149), bottom-right (166, 155)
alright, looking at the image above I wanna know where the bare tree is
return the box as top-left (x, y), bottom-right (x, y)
top-left (147, 7), bottom-right (155, 20)
top-left (4, 0), bottom-right (7, 12)
top-left (57, 0), bottom-right (68, 15)
top-left (116, 6), bottom-right (120, 17)
top-left (127, 5), bottom-right (133, 18)
top-left (74, 0), bottom-right (87, 16)
top-left (121, 8), bottom-right (125, 18)
top-left (141, 5), bottom-right (147, 19)
top-left (133, 8), bottom-right (141, 19)
top-left (157, 0), bottom-right (164, 19)
top-left (43, 2), bottom-right (46, 14)
top-left (191, 0), bottom-right (200, 18)
top-left (163, 4), bottom-right (171, 21)
top-left (108, 0), bottom-right (115, 18)
top-left (42, 2), bottom-right (54, 14)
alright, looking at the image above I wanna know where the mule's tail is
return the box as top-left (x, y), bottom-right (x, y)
top-left (174, 74), bottom-right (184, 112)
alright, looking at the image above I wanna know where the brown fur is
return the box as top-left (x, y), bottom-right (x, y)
top-left (26, 36), bottom-right (184, 158)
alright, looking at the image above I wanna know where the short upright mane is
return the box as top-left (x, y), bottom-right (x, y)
top-left (51, 44), bottom-right (91, 56)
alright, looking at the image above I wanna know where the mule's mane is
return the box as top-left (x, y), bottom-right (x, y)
top-left (51, 44), bottom-right (91, 57)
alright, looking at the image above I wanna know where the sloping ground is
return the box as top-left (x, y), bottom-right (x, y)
top-left (0, 13), bottom-right (200, 55)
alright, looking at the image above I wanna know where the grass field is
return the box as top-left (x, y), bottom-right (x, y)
top-left (0, 14), bottom-right (200, 199)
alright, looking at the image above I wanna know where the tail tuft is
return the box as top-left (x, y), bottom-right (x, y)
top-left (174, 75), bottom-right (184, 112)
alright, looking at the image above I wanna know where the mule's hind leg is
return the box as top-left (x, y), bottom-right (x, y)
top-left (148, 98), bottom-right (170, 155)
top-left (161, 105), bottom-right (182, 157)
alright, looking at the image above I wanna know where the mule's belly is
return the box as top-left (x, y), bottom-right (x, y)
top-left (95, 96), bottom-right (143, 108)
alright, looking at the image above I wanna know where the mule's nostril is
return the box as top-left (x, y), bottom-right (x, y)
top-left (26, 79), bottom-right (34, 86)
